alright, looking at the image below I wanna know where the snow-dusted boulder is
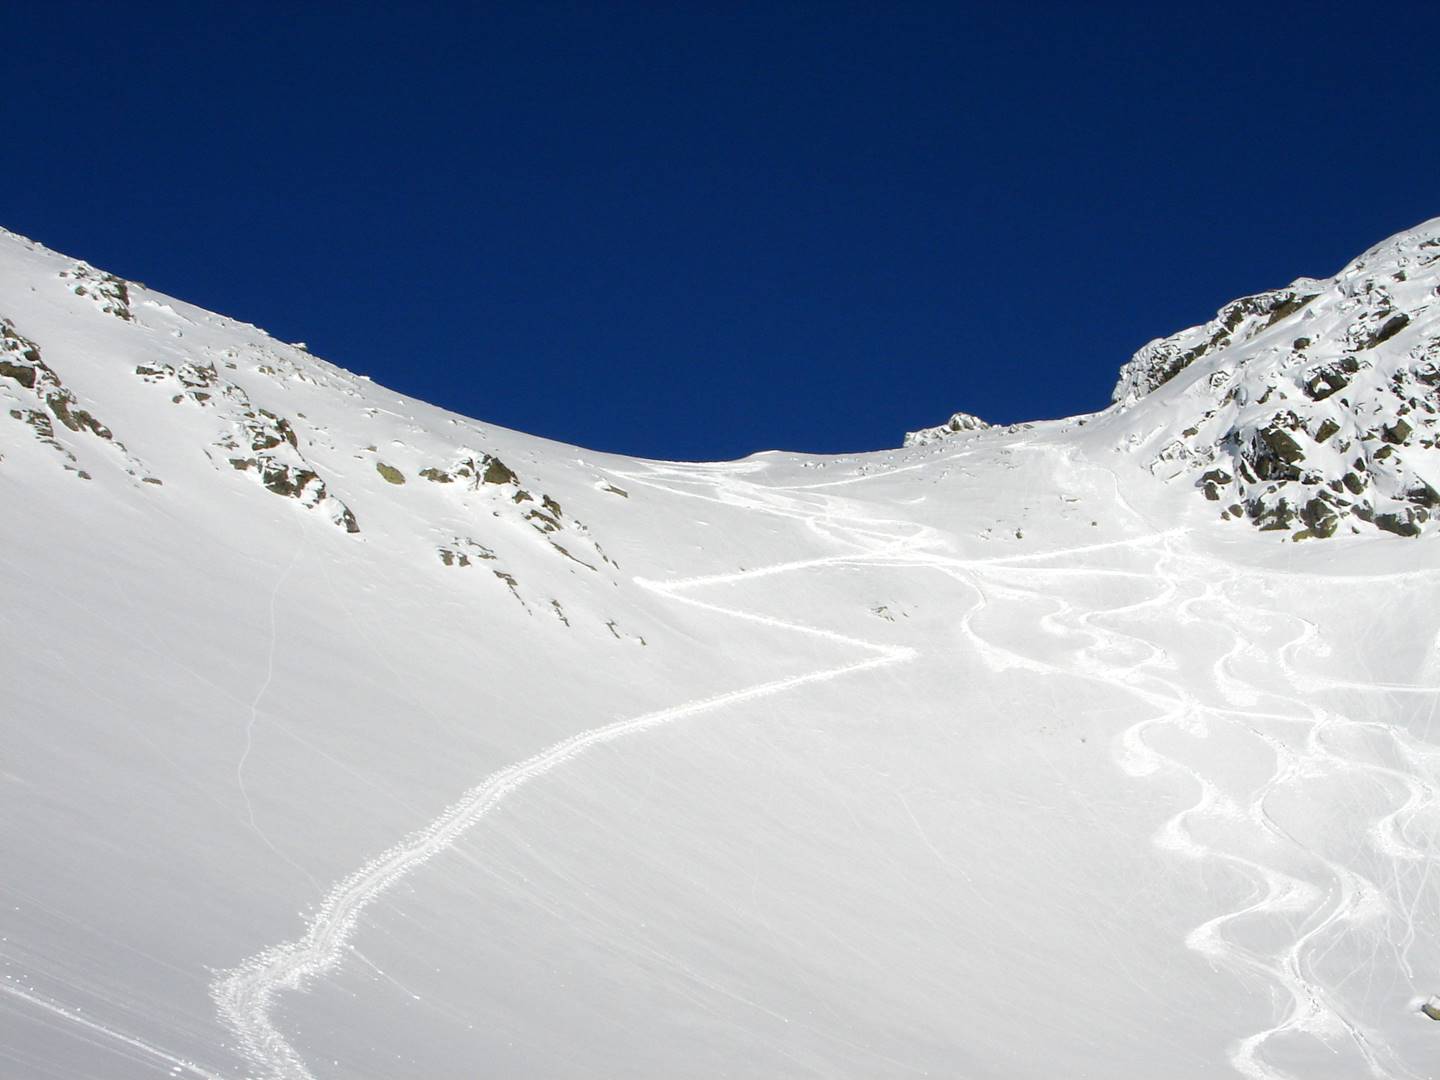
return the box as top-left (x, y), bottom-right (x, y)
top-left (903, 410), bottom-right (990, 447)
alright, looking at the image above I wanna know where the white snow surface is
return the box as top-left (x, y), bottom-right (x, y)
top-left (5, 221), bottom-right (1440, 1079)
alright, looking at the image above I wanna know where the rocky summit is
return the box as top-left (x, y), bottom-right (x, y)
top-left (1108, 219), bottom-right (1440, 539)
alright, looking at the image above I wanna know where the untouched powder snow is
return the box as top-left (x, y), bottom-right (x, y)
top-left (5, 220), bottom-right (1440, 1079)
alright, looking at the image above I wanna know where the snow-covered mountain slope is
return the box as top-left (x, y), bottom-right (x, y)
top-left (5, 221), bottom-right (1440, 1080)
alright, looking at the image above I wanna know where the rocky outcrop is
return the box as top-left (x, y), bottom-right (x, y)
top-left (218, 405), bottom-right (360, 533)
top-left (1115, 218), bottom-right (1440, 540)
top-left (59, 264), bottom-right (133, 321)
top-left (421, 450), bottom-right (616, 570)
top-left (134, 359), bottom-right (239, 408)
top-left (437, 537), bottom-right (496, 567)
top-left (1112, 286), bottom-right (1321, 408)
top-left (903, 411), bottom-right (990, 447)
top-left (3, 320), bottom-right (113, 440)
top-left (128, 349), bottom-right (361, 532)
top-left (1, 317), bottom-right (154, 481)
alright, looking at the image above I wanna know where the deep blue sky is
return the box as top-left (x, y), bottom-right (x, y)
top-left (9, 4), bottom-right (1440, 460)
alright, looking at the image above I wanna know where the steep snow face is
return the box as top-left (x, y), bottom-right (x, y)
top-left (902, 410), bottom-right (991, 447)
top-left (1105, 218), bottom-right (1440, 539)
top-left (6, 222), bottom-right (1440, 1080)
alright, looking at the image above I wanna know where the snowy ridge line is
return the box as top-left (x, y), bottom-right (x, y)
top-left (212, 459), bottom-right (924, 1079)
top-left (1, 980), bottom-right (230, 1080)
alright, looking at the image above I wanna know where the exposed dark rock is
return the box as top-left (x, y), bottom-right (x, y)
top-left (260, 462), bottom-right (319, 499)
top-left (526, 509), bottom-right (561, 533)
top-left (1382, 419), bottom-right (1412, 445)
top-left (1375, 510), bottom-right (1422, 537)
top-left (1250, 424), bottom-right (1306, 481)
top-left (1263, 293), bottom-right (1318, 327)
top-left (482, 456), bottom-right (517, 485)
top-left (1248, 497), bottom-right (1295, 531)
top-left (0, 360), bottom-right (36, 389)
top-left (1408, 483), bottom-right (1440, 508)
top-left (1303, 358), bottom-right (1359, 401)
top-left (12, 408), bottom-right (54, 438)
top-left (2, 323), bottom-right (125, 451)
top-left (1360, 313), bottom-right (1410, 349)
top-left (1199, 467), bottom-right (1232, 501)
top-left (550, 543), bottom-right (597, 570)
top-left (248, 410), bottom-right (298, 451)
top-left (47, 395), bottom-right (112, 439)
top-left (1299, 497), bottom-right (1339, 538)
top-left (437, 537), bottom-right (495, 567)
top-left (60, 265), bottom-right (133, 320)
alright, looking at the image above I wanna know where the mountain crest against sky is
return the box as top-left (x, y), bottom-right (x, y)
top-left (1108, 216), bottom-right (1440, 538)
top-left (912, 216), bottom-right (1440, 540)
top-left (7, 218), bottom-right (1440, 1080)
top-left (5, 217), bottom-right (1439, 522)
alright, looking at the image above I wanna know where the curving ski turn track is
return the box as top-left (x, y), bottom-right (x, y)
top-left (212, 458), bottom-right (929, 1080)
top-left (212, 447), bottom-right (1440, 1079)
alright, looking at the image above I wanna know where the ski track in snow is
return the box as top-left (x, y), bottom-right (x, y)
top-left (0, 980), bottom-right (227, 1080)
top-left (236, 522), bottom-right (322, 894)
top-left (1104, 543), bottom-right (1390, 1080)
top-left (1178, 562), bottom-right (1440, 1080)
top-left (211, 446), bottom-right (1440, 1079)
top-left (212, 456), bottom-right (941, 1080)
top-left (986, 520), bottom-right (1440, 1080)
top-left (880, 447), bottom-right (1440, 1078)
